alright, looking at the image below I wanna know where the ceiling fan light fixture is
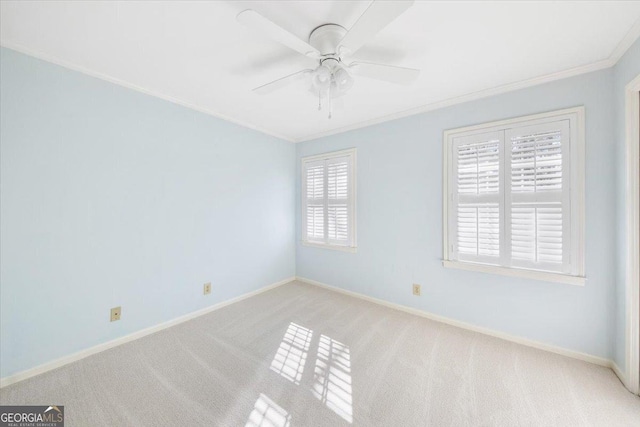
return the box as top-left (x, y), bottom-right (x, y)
top-left (334, 67), bottom-right (354, 93)
top-left (239, 1), bottom-right (419, 118)
top-left (312, 65), bottom-right (332, 91)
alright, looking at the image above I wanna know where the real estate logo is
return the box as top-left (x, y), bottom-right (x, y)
top-left (0, 405), bottom-right (64, 427)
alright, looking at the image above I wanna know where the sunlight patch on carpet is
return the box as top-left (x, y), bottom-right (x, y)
top-left (270, 322), bottom-right (313, 385)
top-left (312, 334), bottom-right (353, 423)
top-left (246, 393), bottom-right (291, 427)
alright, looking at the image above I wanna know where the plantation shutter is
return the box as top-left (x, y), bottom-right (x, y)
top-left (326, 156), bottom-right (351, 246)
top-left (505, 120), bottom-right (571, 273)
top-left (304, 160), bottom-right (325, 242)
top-left (302, 150), bottom-right (355, 249)
top-left (451, 131), bottom-right (504, 265)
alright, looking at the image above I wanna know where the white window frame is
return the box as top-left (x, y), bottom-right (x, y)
top-left (442, 107), bottom-right (585, 285)
top-left (302, 148), bottom-right (357, 253)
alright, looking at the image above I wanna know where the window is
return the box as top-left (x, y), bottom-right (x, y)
top-left (443, 107), bottom-right (585, 285)
top-left (302, 149), bottom-right (356, 252)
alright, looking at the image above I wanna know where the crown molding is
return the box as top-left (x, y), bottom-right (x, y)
top-left (294, 17), bottom-right (640, 143)
top-left (610, 16), bottom-right (640, 63)
top-left (0, 41), bottom-right (296, 143)
top-left (294, 58), bottom-right (613, 143)
top-left (3, 12), bottom-right (640, 145)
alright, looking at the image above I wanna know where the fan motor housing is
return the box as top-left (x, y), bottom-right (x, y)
top-left (309, 24), bottom-right (347, 56)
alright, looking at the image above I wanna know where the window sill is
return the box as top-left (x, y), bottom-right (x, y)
top-left (442, 260), bottom-right (585, 286)
top-left (302, 241), bottom-right (357, 253)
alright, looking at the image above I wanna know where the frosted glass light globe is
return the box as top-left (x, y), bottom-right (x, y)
top-left (312, 65), bottom-right (331, 91)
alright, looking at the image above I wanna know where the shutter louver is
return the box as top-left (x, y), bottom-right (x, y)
top-left (511, 204), bottom-right (563, 264)
top-left (328, 205), bottom-right (348, 241)
top-left (511, 130), bottom-right (562, 193)
top-left (328, 162), bottom-right (348, 199)
top-left (307, 165), bottom-right (324, 199)
top-left (457, 141), bottom-right (500, 195)
top-left (307, 205), bottom-right (324, 239)
top-left (457, 203), bottom-right (500, 257)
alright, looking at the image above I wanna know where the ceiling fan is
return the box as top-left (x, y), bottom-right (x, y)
top-left (237, 0), bottom-right (419, 118)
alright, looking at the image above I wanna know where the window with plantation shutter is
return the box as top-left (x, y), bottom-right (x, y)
top-left (302, 149), bottom-right (356, 252)
top-left (443, 108), bottom-right (585, 285)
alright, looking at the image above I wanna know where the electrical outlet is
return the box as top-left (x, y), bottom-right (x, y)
top-left (203, 282), bottom-right (211, 295)
top-left (412, 284), bottom-right (421, 296)
top-left (110, 306), bottom-right (121, 322)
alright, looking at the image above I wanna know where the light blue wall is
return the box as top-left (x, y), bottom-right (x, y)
top-left (3, 40), bottom-right (640, 380)
top-left (0, 48), bottom-right (296, 378)
top-left (613, 38), bottom-right (640, 369)
top-left (297, 68), bottom-right (617, 359)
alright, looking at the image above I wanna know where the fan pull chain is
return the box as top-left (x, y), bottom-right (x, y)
top-left (318, 90), bottom-right (322, 111)
top-left (328, 81), bottom-right (332, 119)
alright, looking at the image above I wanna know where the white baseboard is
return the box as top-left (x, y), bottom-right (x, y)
top-left (295, 276), bottom-right (613, 368)
top-left (0, 276), bottom-right (295, 388)
top-left (611, 362), bottom-right (633, 392)
top-left (4, 276), bottom-right (631, 393)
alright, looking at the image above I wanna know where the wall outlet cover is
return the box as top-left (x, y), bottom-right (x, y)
top-left (412, 284), bottom-right (421, 296)
top-left (110, 306), bottom-right (121, 322)
top-left (204, 282), bottom-right (212, 295)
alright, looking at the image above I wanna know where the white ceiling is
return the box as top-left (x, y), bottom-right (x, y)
top-left (2, 1), bottom-right (640, 142)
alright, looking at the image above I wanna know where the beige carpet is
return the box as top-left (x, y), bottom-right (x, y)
top-left (1, 280), bottom-right (639, 426)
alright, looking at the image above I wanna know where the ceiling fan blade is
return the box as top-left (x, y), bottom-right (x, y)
top-left (349, 62), bottom-right (419, 85)
top-left (338, 1), bottom-right (414, 56)
top-left (237, 10), bottom-right (321, 58)
top-left (253, 69), bottom-right (313, 95)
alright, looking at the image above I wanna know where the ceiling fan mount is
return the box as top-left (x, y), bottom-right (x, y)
top-left (308, 24), bottom-right (347, 57)
top-left (237, 1), bottom-right (420, 118)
